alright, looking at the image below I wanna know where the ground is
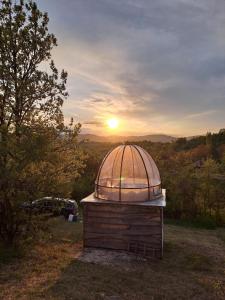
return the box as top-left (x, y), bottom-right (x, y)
top-left (0, 218), bottom-right (225, 300)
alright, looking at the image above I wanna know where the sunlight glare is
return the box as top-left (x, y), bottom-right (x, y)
top-left (107, 118), bottom-right (119, 129)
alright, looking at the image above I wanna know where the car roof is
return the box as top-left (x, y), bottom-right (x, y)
top-left (33, 197), bottom-right (78, 205)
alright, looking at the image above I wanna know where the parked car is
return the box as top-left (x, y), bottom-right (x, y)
top-left (22, 197), bottom-right (78, 219)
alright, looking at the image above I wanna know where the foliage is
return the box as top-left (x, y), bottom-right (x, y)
top-left (0, 0), bottom-right (67, 130)
top-left (72, 143), bottom-right (109, 202)
top-left (77, 129), bottom-right (225, 227)
top-left (0, 0), bottom-right (85, 245)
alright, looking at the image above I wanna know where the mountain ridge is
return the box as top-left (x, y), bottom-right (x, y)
top-left (78, 133), bottom-right (177, 143)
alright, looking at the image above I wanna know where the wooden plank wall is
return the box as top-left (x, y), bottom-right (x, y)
top-left (83, 202), bottom-right (163, 258)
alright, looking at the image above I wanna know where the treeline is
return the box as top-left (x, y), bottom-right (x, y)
top-left (173, 129), bottom-right (225, 156)
top-left (74, 130), bottom-right (225, 227)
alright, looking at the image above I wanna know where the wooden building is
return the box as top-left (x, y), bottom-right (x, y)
top-left (81, 145), bottom-right (166, 258)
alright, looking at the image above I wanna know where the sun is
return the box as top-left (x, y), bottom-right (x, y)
top-left (107, 118), bottom-right (119, 129)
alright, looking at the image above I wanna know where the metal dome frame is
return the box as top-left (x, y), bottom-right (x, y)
top-left (95, 144), bottom-right (162, 202)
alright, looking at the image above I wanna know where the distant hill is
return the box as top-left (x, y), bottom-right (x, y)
top-left (78, 134), bottom-right (176, 143)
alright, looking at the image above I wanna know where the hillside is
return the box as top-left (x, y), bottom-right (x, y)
top-left (78, 129), bottom-right (225, 144)
top-left (78, 134), bottom-right (176, 143)
top-left (1, 218), bottom-right (224, 300)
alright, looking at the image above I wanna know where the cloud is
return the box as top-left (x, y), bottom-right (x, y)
top-left (185, 110), bottom-right (217, 120)
top-left (83, 120), bottom-right (104, 127)
top-left (37, 0), bottom-right (225, 136)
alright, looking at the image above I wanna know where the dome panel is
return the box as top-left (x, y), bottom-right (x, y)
top-left (136, 146), bottom-right (161, 187)
top-left (130, 146), bottom-right (149, 188)
top-left (121, 145), bottom-right (148, 188)
top-left (97, 146), bottom-right (121, 188)
top-left (111, 146), bottom-right (124, 188)
top-left (95, 144), bottom-right (162, 202)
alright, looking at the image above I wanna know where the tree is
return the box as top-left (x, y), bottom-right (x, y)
top-left (0, 0), bottom-right (67, 131)
top-left (197, 158), bottom-right (219, 216)
top-left (0, 0), bottom-right (84, 245)
top-left (72, 147), bottom-right (102, 203)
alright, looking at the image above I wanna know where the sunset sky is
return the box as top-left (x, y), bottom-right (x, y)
top-left (38, 0), bottom-right (225, 137)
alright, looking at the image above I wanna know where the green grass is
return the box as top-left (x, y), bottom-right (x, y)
top-left (184, 253), bottom-right (212, 271)
top-left (0, 246), bottom-right (24, 265)
top-left (0, 217), bottom-right (225, 300)
top-left (165, 216), bottom-right (219, 229)
top-left (47, 217), bottom-right (83, 244)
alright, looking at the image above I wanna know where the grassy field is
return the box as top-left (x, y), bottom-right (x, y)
top-left (0, 218), bottom-right (225, 300)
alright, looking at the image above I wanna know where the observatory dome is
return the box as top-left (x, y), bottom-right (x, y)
top-left (95, 145), bottom-right (162, 202)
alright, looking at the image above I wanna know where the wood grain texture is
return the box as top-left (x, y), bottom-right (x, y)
top-left (82, 202), bottom-right (163, 258)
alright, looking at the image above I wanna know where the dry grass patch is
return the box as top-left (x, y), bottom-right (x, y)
top-left (0, 219), bottom-right (225, 300)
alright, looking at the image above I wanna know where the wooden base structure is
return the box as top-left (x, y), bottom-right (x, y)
top-left (81, 191), bottom-right (166, 259)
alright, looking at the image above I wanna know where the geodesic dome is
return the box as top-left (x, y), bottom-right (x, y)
top-left (95, 145), bottom-right (162, 202)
